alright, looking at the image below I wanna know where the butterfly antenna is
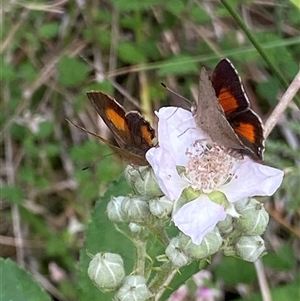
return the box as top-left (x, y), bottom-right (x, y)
top-left (161, 83), bottom-right (191, 105)
top-left (81, 153), bottom-right (116, 171)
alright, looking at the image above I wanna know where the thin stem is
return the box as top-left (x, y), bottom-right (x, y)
top-left (152, 226), bottom-right (171, 247)
top-left (254, 260), bottom-right (272, 301)
top-left (133, 238), bottom-right (148, 276)
top-left (149, 261), bottom-right (178, 299)
top-left (220, 0), bottom-right (289, 91)
top-left (264, 69), bottom-right (300, 138)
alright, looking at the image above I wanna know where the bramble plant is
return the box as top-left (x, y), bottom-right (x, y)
top-left (1, 0), bottom-right (299, 301)
top-left (86, 107), bottom-right (283, 300)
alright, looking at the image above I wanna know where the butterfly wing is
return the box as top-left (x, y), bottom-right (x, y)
top-left (87, 91), bottom-right (133, 148)
top-left (125, 111), bottom-right (155, 154)
top-left (211, 59), bottom-right (264, 161)
top-left (66, 119), bottom-right (149, 166)
top-left (226, 111), bottom-right (264, 161)
top-left (211, 59), bottom-right (250, 115)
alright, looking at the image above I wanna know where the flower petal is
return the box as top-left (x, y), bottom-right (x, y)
top-left (146, 146), bottom-right (188, 201)
top-left (219, 159), bottom-right (284, 202)
top-left (156, 107), bottom-right (205, 166)
top-left (173, 195), bottom-right (226, 244)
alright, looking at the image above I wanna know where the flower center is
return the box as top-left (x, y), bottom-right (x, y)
top-left (185, 141), bottom-right (237, 193)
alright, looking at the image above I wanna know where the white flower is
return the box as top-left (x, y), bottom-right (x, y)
top-left (146, 107), bottom-right (284, 244)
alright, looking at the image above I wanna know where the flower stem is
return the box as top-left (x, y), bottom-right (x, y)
top-left (133, 237), bottom-right (147, 276)
top-left (149, 261), bottom-right (178, 300)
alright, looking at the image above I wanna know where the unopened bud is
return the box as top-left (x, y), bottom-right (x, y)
top-left (235, 236), bottom-right (266, 262)
top-left (149, 196), bottom-right (173, 218)
top-left (217, 215), bottom-right (233, 235)
top-left (88, 252), bottom-right (125, 292)
top-left (124, 165), bottom-right (163, 198)
top-left (165, 237), bottom-right (191, 267)
top-left (128, 222), bottom-right (144, 234)
top-left (121, 196), bottom-right (150, 223)
top-left (236, 198), bottom-right (269, 235)
top-left (107, 196), bottom-right (129, 223)
top-left (115, 275), bottom-right (152, 301)
top-left (178, 228), bottom-right (222, 260)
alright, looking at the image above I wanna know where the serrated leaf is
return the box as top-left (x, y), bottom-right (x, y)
top-left (77, 178), bottom-right (134, 301)
top-left (0, 258), bottom-right (51, 301)
top-left (57, 56), bottom-right (90, 87)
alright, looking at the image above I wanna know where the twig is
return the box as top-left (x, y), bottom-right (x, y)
top-left (5, 133), bottom-right (25, 267)
top-left (264, 69), bottom-right (300, 138)
top-left (254, 260), bottom-right (272, 301)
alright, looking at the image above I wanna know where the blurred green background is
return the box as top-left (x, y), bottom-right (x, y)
top-left (1, 0), bottom-right (299, 300)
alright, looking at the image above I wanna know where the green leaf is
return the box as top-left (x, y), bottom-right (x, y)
top-left (289, 0), bottom-right (300, 10)
top-left (160, 261), bottom-right (201, 300)
top-left (234, 274), bottom-right (300, 301)
top-left (112, 0), bottom-right (161, 11)
top-left (19, 62), bottom-right (38, 82)
top-left (44, 143), bottom-right (60, 157)
top-left (0, 185), bottom-right (23, 204)
top-left (57, 55), bottom-right (90, 87)
top-left (0, 62), bottom-right (16, 81)
top-left (118, 43), bottom-right (147, 64)
top-left (190, 6), bottom-right (211, 24)
top-left (158, 55), bottom-right (198, 76)
top-left (77, 178), bottom-right (133, 301)
top-left (263, 243), bottom-right (296, 270)
top-left (38, 22), bottom-right (60, 39)
top-left (165, 0), bottom-right (186, 15)
top-left (256, 78), bottom-right (280, 105)
top-left (0, 258), bottom-right (51, 301)
top-left (214, 256), bottom-right (256, 285)
top-left (35, 121), bottom-right (53, 139)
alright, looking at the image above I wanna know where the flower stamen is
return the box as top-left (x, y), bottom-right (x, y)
top-left (185, 141), bottom-right (238, 193)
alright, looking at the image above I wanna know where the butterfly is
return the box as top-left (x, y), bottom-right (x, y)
top-left (68, 91), bottom-right (155, 166)
top-left (192, 58), bottom-right (264, 161)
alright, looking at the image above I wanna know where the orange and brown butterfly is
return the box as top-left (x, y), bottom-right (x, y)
top-left (193, 59), bottom-right (264, 162)
top-left (68, 91), bottom-right (155, 166)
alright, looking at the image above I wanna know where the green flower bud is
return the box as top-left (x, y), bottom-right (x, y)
top-left (121, 196), bottom-right (150, 223)
top-left (217, 215), bottom-right (233, 235)
top-left (178, 228), bottom-right (222, 260)
top-left (128, 222), bottom-right (144, 234)
top-left (235, 236), bottom-right (266, 262)
top-left (236, 198), bottom-right (269, 235)
top-left (124, 165), bottom-right (163, 198)
top-left (165, 237), bottom-right (191, 267)
top-left (149, 196), bottom-right (173, 218)
top-left (107, 196), bottom-right (129, 223)
top-left (233, 198), bottom-right (250, 212)
top-left (115, 275), bottom-right (152, 301)
top-left (88, 252), bottom-right (125, 292)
